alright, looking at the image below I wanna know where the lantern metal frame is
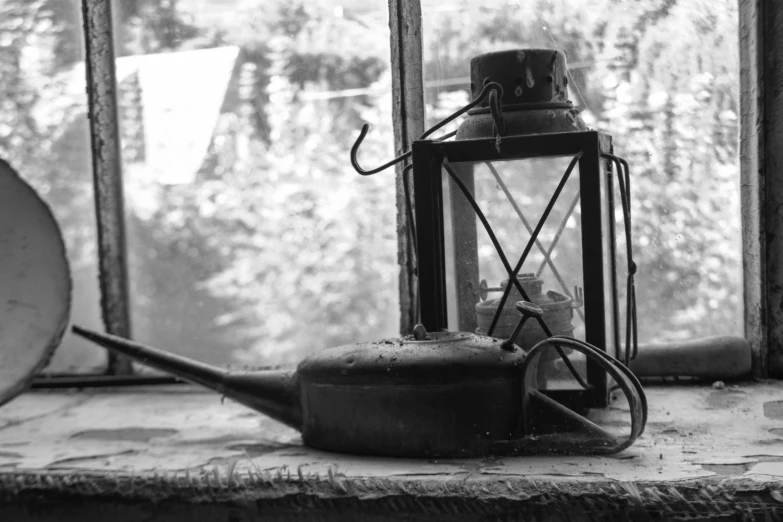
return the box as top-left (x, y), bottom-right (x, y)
top-left (412, 130), bottom-right (625, 409)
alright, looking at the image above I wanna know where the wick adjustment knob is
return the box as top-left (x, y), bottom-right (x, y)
top-left (501, 301), bottom-right (544, 351)
top-left (479, 279), bottom-right (505, 301)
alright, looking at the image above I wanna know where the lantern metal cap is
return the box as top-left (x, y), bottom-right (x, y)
top-left (469, 49), bottom-right (571, 107)
top-left (457, 49), bottom-right (588, 139)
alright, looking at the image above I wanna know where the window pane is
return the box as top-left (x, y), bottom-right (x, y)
top-left (443, 156), bottom-right (589, 388)
top-left (116, 0), bottom-right (398, 367)
top-left (422, 0), bottom-right (741, 344)
top-left (1, 0), bottom-right (106, 373)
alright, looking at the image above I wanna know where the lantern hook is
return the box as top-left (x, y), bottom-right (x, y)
top-left (350, 124), bottom-right (412, 176)
top-left (350, 82), bottom-right (505, 176)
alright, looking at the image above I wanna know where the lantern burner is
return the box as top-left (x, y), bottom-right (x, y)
top-left (477, 274), bottom-right (579, 347)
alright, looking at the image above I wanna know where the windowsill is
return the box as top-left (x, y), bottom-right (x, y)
top-left (2, 382), bottom-right (783, 520)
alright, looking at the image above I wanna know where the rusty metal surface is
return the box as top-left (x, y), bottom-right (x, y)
top-left (81, 0), bottom-right (133, 374)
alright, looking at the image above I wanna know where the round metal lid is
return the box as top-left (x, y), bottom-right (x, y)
top-left (469, 48), bottom-right (571, 107)
top-left (0, 160), bottom-right (71, 407)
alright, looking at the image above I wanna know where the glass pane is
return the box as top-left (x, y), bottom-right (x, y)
top-left (423, 0), bottom-right (742, 344)
top-left (444, 155), bottom-right (588, 388)
top-left (116, 0), bottom-right (398, 368)
top-left (1, 0), bottom-right (106, 373)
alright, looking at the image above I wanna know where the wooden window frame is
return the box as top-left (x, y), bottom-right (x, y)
top-left (739, 0), bottom-right (783, 378)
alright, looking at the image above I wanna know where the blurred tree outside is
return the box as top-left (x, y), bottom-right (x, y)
top-left (0, 0), bottom-right (740, 371)
top-left (421, 0), bottom-right (741, 343)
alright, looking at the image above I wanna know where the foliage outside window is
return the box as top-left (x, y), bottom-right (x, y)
top-left (421, 0), bottom-right (740, 344)
top-left (2, 0), bottom-right (398, 372)
top-left (0, 0), bottom-right (740, 374)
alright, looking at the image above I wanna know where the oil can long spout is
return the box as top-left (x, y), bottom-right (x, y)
top-left (71, 326), bottom-right (302, 430)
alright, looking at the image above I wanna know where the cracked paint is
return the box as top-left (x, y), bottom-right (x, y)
top-left (2, 382), bottom-right (783, 486)
top-left (764, 400), bottom-right (783, 419)
top-left (707, 389), bottom-right (748, 409)
top-left (70, 428), bottom-right (178, 442)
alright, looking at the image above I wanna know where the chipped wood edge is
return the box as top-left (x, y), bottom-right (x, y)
top-left (389, 0), bottom-right (425, 335)
top-left (81, 0), bottom-right (134, 374)
top-left (740, 0), bottom-right (767, 378)
top-left (3, 470), bottom-right (783, 520)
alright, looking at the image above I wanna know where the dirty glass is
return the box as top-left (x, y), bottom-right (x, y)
top-left (4, 0), bottom-right (398, 373)
top-left (0, 0), bottom-right (106, 373)
top-left (442, 156), bottom-right (592, 388)
top-left (3, 0), bottom-right (741, 377)
top-left (422, 0), bottom-right (742, 345)
top-left (115, 0), bottom-right (398, 368)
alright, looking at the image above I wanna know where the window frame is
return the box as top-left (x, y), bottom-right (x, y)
top-left (739, 0), bottom-right (777, 378)
top-left (31, 0), bottom-right (771, 386)
top-left (394, 0), bottom-right (772, 379)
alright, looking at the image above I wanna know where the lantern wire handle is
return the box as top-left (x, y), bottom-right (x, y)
top-left (350, 82), bottom-right (504, 176)
top-left (352, 82), bottom-right (505, 326)
top-left (617, 156), bottom-right (638, 361)
top-left (488, 87), bottom-right (505, 136)
top-left (350, 124), bottom-right (412, 176)
top-left (602, 153), bottom-right (637, 366)
top-left (442, 159), bottom-right (591, 391)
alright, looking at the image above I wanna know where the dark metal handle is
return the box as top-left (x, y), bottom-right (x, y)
top-left (488, 86), bottom-right (505, 136)
top-left (501, 301), bottom-right (544, 351)
top-left (349, 82), bottom-right (505, 177)
top-left (350, 124), bottom-right (412, 176)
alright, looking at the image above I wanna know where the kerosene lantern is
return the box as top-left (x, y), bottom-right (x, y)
top-left (412, 49), bottom-right (637, 409)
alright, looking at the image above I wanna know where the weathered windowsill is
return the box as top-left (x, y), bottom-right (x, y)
top-left (2, 382), bottom-right (783, 520)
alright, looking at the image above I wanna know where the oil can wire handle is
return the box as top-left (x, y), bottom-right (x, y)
top-left (350, 82), bottom-right (504, 176)
top-left (513, 336), bottom-right (647, 455)
top-left (602, 153), bottom-right (637, 365)
top-left (442, 161), bottom-right (590, 391)
top-left (531, 336), bottom-right (648, 433)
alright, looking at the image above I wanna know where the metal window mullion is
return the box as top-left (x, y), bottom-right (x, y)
top-left (81, 0), bottom-right (134, 374)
